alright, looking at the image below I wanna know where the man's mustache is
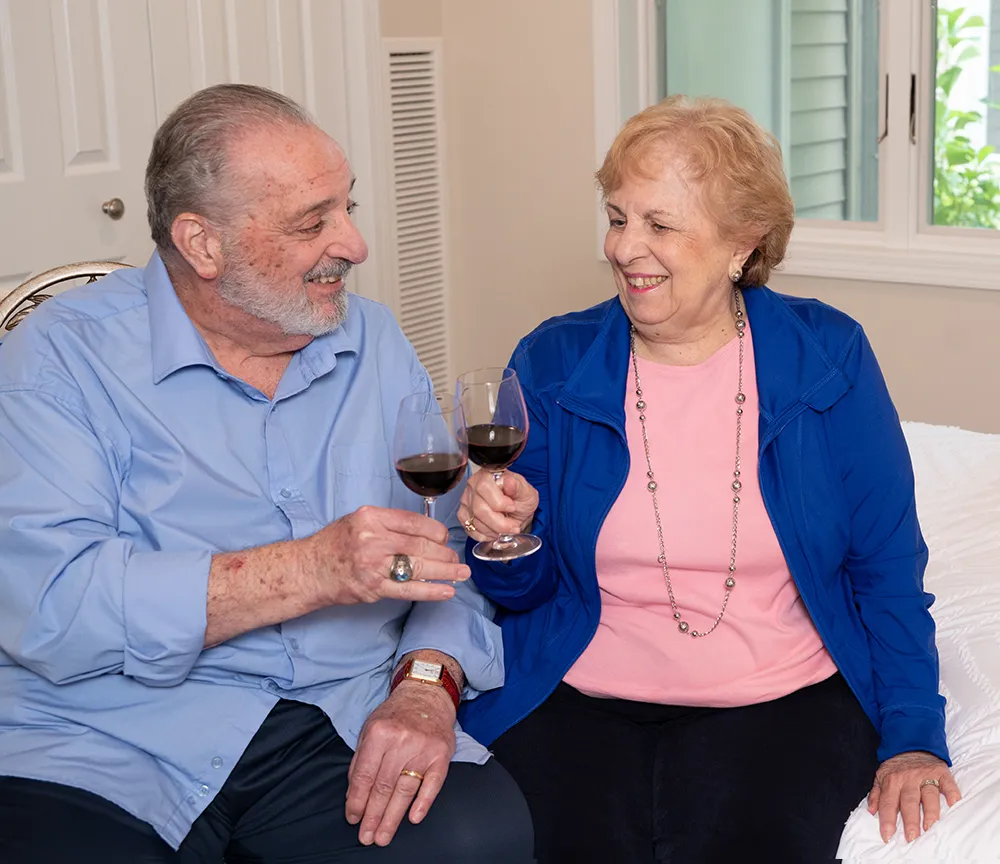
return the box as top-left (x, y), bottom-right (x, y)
top-left (305, 259), bottom-right (353, 281)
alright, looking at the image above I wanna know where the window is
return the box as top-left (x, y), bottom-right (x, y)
top-left (593, 0), bottom-right (1000, 291)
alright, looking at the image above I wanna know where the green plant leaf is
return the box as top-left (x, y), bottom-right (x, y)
top-left (932, 8), bottom-right (1000, 229)
top-left (946, 144), bottom-right (973, 166)
top-left (938, 65), bottom-right (962, 96)
top-left (958, 45), bottom-right (981, 63)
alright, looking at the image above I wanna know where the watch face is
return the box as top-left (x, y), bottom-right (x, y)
top-left (409, 660), bottom-right (444, 682)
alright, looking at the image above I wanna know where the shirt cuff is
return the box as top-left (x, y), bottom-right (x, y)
top-left (394, 594), bottom-right (504, 700)
top-left (122, 549), bottom-right (211, 686)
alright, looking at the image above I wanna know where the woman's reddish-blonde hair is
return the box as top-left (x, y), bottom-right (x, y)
top-left (597, 95), bottom-right (795, 287)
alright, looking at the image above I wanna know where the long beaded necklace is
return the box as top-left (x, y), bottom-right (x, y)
top-left (628, 285), bottom-right (745, 638)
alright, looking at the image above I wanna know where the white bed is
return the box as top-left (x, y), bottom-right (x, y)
top-left (837, 422), bottom-right (1000, 861)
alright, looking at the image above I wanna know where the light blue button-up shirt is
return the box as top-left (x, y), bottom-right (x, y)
top-left (0, 254), bottom-right (502, 849)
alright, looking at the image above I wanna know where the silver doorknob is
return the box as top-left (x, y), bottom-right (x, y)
top-left (102, 198), bottom-right (125, 220)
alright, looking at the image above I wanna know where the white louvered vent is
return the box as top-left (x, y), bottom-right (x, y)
top-left (384, 40), bottom-right (450, 393)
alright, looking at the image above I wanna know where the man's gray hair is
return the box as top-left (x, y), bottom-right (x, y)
top-left (145, 83), bottom-right (314, 254)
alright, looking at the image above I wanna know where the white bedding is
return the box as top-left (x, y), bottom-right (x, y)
top-left (837, 422), bottom-right (1000, 861)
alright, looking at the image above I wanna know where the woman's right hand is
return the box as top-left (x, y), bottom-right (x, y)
top-left (458, 469), bottom-right (539, 542)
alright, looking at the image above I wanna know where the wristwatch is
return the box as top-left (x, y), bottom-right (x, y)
top-left (391, 659), bottom-right (461, 712)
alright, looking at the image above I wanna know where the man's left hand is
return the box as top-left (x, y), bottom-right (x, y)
top-left (346, 681), bottom-right (457, 847)
top-left (868, 750), bottom-right (961, 843)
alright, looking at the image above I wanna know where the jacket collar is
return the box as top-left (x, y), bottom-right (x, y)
top-left (557, 298), bottom-right (631, 438)
top-left (558, 288), bottom-right (851, 445)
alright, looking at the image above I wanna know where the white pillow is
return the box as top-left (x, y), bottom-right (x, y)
top-left (837, 422), bottom-right (1000, 861)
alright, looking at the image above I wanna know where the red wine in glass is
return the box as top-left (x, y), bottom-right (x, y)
top-left (395, 452), bottom-right (467, 498)
top-left (393, 391), bottom-right (468, 520)
top-left (463, 424), bottom-right (526, 470)
top-left (456, 367), bottom-right (542, 562)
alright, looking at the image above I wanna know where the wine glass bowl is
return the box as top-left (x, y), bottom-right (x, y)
top-left (456, 367), bottom-right (542, 562)
top-left (463, 423), bottom-right (526, 472)
top-left (393, 391), bottom-right (468, 520)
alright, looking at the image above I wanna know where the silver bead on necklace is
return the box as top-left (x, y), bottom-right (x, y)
top-left (628, 285), bottom-right (746, 638)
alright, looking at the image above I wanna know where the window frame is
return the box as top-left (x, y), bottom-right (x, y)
top-left (593, 0), bottom-right (1000, 292)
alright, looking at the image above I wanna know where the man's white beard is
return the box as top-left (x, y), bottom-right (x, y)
top-left (217, 250), bottom-right (350, 337)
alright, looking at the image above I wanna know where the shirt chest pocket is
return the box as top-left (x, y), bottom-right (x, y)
top-left (330, 439), bottom-right (396, 517)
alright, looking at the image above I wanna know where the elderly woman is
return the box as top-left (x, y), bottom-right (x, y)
top-left (456, 96), bottom-right (961, 862)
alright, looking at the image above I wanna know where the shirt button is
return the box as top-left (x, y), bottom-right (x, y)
top-left (288, 638), bottom-right (299, 651)
top-left (279, 488), bottom-right (292, 499)
top-left (211, 757), bottom-right (223, 769)
top-left (198, 785), bottom-right (210, 797)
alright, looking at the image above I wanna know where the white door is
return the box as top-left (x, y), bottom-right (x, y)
top-left (0, 0), bottom-right (391, 305)
top-left (143, 0), bottom-right (392, 305)
top-left (0, 0), bottom-right (158, 298)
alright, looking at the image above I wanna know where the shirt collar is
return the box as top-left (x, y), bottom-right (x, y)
top-left (145, 251), bottom-right (361, 387)
top-left (146, 252), bottom-right (220, 384)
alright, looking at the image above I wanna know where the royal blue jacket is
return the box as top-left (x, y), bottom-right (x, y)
top-left (459, 288), bottom-right (949, 766)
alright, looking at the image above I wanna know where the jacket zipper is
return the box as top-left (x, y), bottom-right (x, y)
top-left (489, 433), bottom-right (630, 743)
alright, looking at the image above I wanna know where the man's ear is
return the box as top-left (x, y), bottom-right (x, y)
top-left (171, 213), bottom-right (224, 280)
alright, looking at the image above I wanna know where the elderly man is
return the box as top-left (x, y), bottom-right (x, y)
top-left (0, 85), bottom-right (532, 863)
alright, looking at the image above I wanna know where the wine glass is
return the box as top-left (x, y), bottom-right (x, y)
top-left (393, 390), bottom-right (468, 521)
top-left (456, 367), bottom-right (542, 562)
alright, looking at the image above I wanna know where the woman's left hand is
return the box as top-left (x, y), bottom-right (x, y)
top-left (868, 751), bottom-right (961, 843)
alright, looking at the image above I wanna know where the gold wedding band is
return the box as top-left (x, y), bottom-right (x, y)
top-left (920, 778), bottom-right (941, 789)
top-left (463, 517), bottom-right (477, 534)
top-left (400, 768), bottom-right (424, 781)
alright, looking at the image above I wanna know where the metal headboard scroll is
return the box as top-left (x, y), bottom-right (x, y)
top-left (1, 261), bottom-right (135, 332)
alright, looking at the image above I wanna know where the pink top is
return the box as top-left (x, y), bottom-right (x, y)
top-left (563, 323), bottom-right (837, 706)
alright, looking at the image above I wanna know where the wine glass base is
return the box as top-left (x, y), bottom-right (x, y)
top-left (472, 533), bottom-right (542, 562)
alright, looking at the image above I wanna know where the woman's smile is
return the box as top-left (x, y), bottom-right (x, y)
top-left (623, 272), bottom-right (669, 292)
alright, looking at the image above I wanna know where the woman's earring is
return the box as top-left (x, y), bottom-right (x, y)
top-left (730, 267), bottom-right (743, 283)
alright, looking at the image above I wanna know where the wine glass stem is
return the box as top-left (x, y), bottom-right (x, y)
top-left (491, 470), bottom-right (516, 547)
top-left (424, 497), bottom-right (435, 520)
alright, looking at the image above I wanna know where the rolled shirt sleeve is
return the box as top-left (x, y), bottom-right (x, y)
top-left (393, 493), bottom-right (504, 698)
top-left (123, 549), bottom-right (211, 685)
top-left (394, 581), bottom-right (504, 699)
top-left (0, 389), bottom-right (210, 686)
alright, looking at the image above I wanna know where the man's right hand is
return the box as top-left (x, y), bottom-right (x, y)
top-left (205, 506), bottom-right (468, 647)
top-left (301, 506), bottom-right (470, 606)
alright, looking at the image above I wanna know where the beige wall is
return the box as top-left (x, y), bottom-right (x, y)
top-left (382, 0), bottom-right (1000, 434)
top-left (380, 0), bottom-right (442, 38)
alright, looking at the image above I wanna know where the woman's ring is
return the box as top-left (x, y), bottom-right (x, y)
top-left (389, 554), bottom-right (413, 582)
top-left (400, 768), bottom-right (424, 781)
top-left (463, 517), bottom-right (477, 534)
top-left (920, 778), bottom-right (941, 789)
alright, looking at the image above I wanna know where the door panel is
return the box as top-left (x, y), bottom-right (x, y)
top-left (0, 0), bottom-right (157, 285)
top-left (147, 0), bottom-right (347, 127)
top-left (0, 0), bottom-right (386, 305)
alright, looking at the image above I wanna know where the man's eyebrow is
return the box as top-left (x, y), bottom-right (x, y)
top-left (290, 179), bottom-right (357, 222)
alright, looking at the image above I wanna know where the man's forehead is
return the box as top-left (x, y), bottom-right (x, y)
top-left (230, 123), bottom-right (350, 183)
